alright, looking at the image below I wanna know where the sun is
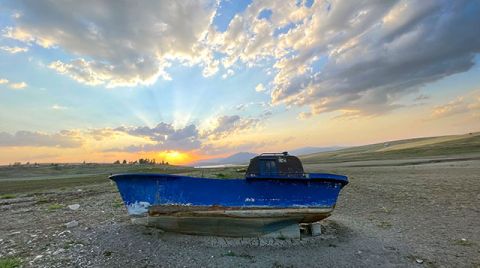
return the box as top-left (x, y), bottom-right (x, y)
top-left (156, 150), bottom-right (192, 165)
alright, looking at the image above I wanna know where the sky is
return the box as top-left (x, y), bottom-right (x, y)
top-left (0, 0), bottom-right (480, 165)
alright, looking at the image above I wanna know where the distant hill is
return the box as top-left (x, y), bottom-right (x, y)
top-left (289, 146), bottom-right (344, 156)
top-left (300, 132), bottom-right (480, 164)
top-left (194, 152), bottom-right (257, 166)
top-left (193, 147), bottom-right (344, 166)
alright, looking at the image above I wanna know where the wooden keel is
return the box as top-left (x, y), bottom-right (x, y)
top-left (142, 206), bottom-right (333, 237)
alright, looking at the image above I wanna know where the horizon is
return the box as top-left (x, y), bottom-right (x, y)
top-left (1, 130), bottom-right (478, 166)
top-left (1, 1), bottom-right (480, 165)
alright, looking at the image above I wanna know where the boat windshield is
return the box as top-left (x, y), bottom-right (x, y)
top-left (259, 159), bottom-right (278, 176)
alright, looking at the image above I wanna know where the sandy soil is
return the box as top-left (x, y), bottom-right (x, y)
top-left (1, 158), bottom-right (479, 267)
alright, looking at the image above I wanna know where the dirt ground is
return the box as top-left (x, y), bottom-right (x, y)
top-left (1, 158), bottom-right (479, 267)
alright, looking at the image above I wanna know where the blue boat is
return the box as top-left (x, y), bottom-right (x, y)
top-left (110, 152), bottom-right (348, 236)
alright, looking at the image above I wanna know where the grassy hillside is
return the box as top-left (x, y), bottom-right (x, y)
top-left (300, 132), bottom-right (480, 164)
top-left (0, 164), bottom-right (195, 194)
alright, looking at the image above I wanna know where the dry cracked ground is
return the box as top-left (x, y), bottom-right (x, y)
top-left (0, 158), bottom-right (479, 267)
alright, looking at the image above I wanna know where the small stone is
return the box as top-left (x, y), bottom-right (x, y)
top-left (416, 259), bottom-right (424, 264)
top-left (58, 230), bottom-right (71, 236)
top-left (33, 255), bottom-right (43, 261)
top-left (65, 220), bottom-right (79, 228)
top-left (68, 204), bottom-right (80, 210)
top-left (461, 238), bottom-right (467, 242)
top-left (310, 222), bottom-right (322, 236)
top-left (53, 248), bottom-right (65, 255)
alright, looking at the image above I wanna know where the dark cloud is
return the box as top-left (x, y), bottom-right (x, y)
top-left (415, 94), bottom-right (430, 101)
top-left (107, 114), bottom-right (263, 152)
top-left (110, 123), bottom-right (201, 152)
top-left (270, 1), bottom-right (480, 116)
top-left (0, 131), bottom-right (82, 147)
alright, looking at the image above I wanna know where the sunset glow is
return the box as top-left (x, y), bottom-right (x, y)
top-left (155, 151), bottom-right (195, 165)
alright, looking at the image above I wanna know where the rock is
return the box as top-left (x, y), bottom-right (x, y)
top-left (33, 255), bottom-right (43, 261)
top-left (310, 222), bottom-right (322, 236)
top-left (53, 248), bottom-right (65, 255)
top-left (58, 230), bottom-right (71, 236)
top-left (68, 204), bottom-right (80, 210)
top-left (416, 259), bottom-right (424, 264)
top-left (65, 220), bottom-right (79, 228)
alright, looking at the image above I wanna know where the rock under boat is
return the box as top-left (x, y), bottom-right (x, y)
top-left (110, 152), bottom-right (348, 237)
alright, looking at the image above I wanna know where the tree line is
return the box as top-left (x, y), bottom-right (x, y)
top-left (113, 158), bottom-right (169, 165)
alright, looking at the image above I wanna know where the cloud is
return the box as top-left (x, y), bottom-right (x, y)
top-left (0, 78), bottom-right (28, 89)
top-left (5, 0), bottom-right (478, 118)
top-left (431, 94), bottom-right (480, 119)
top-left (234, 101), bottom-right (270, 112)
top-left (0, 114), bottom-right (264, 153)
top-left (209, 1), bottom-right (480, 117)
top-left (415, 94), bottom-right (430, 101)
top-left (4, 0), bottom-right (217, 87)
top-left (0, 130), bottom-right (82, 148)
top-left (255, 83), bottom-right (266, 92)
top-left (222, 69), bottom-right (235, 79)
top-left (202, 115), bottom-right (260, 139)
top-left (9, 82), bottom-right (27, 89)
top-left (0, 46), bottom-right (28, 54)
top-left (273, 1), bottom-right (480, 116)
top-left (51, 104), bottom-right (68, 110)
top-left (298, 112), bottom-right (312, 120)
top-left (111, 123), bottom-right (201, 152)
top-left (101, 114), bottom-right (266, 153)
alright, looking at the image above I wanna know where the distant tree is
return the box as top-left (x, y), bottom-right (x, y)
top-left (26, 162), bottom-right (30, 165)
top-left (114, 160), bottom-right (120, 164)
top-left (165, 162), bottom-right (169, 165)
top-left (122, 160), bottom-right (127, 164)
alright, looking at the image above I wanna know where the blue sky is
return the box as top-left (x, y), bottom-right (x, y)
top-left (0, 0), bottom-right (479, 164)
